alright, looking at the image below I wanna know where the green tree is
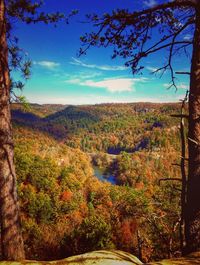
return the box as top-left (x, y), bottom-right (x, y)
top-left (79, 0), bottom-right (200, 254)
top-left (0, 0), bottom-right (75, 260)
top-left (62, 213), bottom-right (113, 255)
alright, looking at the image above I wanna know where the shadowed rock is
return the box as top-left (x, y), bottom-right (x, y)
top-left (147, 251), bottom-right (200, 265)
top-left (0, 251), bottom-right (142, 265)
top-left (0, 250), bottom-right (200, 264)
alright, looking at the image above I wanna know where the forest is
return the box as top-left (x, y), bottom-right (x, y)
top-left (11, 102), bottom-right (184, 262)
top-left (1, 0), bottom-right (200, 264)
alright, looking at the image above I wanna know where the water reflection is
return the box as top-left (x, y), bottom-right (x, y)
top-left (93, 166), bottom-right (116, 185)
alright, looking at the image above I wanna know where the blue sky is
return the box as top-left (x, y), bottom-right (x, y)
top-left (13, 0), bottom-right (191, 105)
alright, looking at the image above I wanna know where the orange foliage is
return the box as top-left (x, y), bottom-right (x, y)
top-left (60, 190), bottom-right (73, 201)
top-left (106, 200), bottom-right (113, 207)
top-left (120, 219), bottom-right (137, 245)
top-left (69, 210), bottom-right (83, 226)
top-left (79, 202), bottom-right (88, 217)
top-left (135, 182), bottom-right (144, 190)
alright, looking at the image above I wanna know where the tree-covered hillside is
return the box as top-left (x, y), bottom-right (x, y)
top-left (12, 102), bottom-right (181, 153)
top-left (11, 103), bottom-right (185, 262)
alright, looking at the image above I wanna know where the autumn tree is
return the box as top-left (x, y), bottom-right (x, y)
top-left (0, 0), bottom-right (74, 260)
top-left (79, 0), bottom-right (200, 254)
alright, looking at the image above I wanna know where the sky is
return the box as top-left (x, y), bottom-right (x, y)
top-left (13, 0), bottom-right (192, 105)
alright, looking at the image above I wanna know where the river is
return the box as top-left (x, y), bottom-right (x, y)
top-left (93, 166), bottom-right (117, 185)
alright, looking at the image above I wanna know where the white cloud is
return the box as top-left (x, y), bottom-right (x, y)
top-left (84, 78), bottom-right (134, 92)
top-left (146, 66), bottom-right (158, 72)
top-left (143, 0), bottom-right (158, 7)
top-left (70, 57), bottom-right (126, 71)
top-left (64, 71), bottom-right (102, 80)
top-left (177, 83), bottom-right (188, 90)
top-left (163, 83), bottom-right (188, 89)
top-left (65, 76), bottom-right (148, 93)
top-left (67, 78), bottom-right (81, 85)
top-left (183, 34), bottom-right (193, 41)
top-left (33, 60), bottom-right (60, 69)
top-left (163, 83), bottom-right (169, 88)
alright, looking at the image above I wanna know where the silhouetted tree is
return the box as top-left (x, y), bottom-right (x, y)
top-left (0, 0), bottom-right (75, 260)
top-left (79, 0), bottom-right (200, 254)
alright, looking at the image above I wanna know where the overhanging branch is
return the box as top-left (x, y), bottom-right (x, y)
top-left (175, 71), bottom-right (191, 75)
top-left (116, 0), bottom-right (197, 23)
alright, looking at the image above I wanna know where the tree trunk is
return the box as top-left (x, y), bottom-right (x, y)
top-left (179, 91), bottom-right (188, 254)
top-left (185, 2), bottom-right (200, 254)
top-left (0, 0), bottom-right (25, 260)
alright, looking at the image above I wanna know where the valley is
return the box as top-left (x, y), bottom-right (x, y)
top-left (12, 102), bottom-right (184, 262)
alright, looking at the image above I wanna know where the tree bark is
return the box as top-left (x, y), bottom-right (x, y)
top-left (180, 91), bottom-right (188, 254)
top-left (185, 1), bottom-right (200, 254)
top-left (0, 0), bottom-right (25, 260)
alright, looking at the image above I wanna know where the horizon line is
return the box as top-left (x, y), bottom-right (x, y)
top-left (12, 101), bottom-right (181, 106)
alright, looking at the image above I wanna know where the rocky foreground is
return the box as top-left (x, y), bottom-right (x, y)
top-left (1, 250), bottom-right (200, 265)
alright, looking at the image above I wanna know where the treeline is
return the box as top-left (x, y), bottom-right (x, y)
top-left (12, 103), bottom-right (181, 154)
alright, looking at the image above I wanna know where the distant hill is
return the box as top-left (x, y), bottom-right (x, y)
top-left (11, 102), bottom-right (181, 151)
top-left (12, 103), bottom-right (66, 117)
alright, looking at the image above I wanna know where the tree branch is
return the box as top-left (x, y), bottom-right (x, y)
top-left (159, 178), bottom-right (182, 185)
top-left (175, 71), bottom-right (191, 75)
top-left (115, 0), bottom-right (197, 23)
